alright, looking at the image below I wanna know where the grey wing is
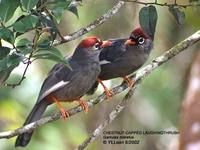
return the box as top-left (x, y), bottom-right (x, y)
top-left (37, 63), bottom-right (74, 102)
top-left (99, 38), bottom-right (128, 63)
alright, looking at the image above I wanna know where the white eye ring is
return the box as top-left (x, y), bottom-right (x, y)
top-left (93, 43), bottom-right (100, 50)
top-left (138, 37), bottom-right (145, 44)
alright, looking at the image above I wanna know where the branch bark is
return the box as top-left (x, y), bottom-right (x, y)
top-left (52, 0), bottom-right (125, 46)
top-left (0, 30), bottom-right (199, 140)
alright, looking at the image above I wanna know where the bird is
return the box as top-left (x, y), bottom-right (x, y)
top-left (15, 36), bottom-right (112, 147)
top-left (87, 27), bottom-right (153, 98)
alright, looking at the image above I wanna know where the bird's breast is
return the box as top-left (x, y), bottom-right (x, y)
top-left (54, 62), bottom-right (100, 102)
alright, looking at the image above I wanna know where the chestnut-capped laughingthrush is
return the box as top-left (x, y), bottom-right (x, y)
top-left (15, 36), bottom-right (111, 147)
top-left (87, 27), bottom-right (153, 97)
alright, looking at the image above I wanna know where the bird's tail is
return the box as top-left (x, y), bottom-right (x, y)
top-left (15, 100), bottom-right (48, 147)
top-left (86, 81), bottom-right (99, 95)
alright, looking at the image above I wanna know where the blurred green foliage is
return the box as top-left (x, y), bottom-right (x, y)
top-left (0, 0), bottom-right (79, 85)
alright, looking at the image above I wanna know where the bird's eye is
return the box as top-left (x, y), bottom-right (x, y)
top-left (93, 43), bottom-right (100, 50)
top-left (138, 37), bottom-right (145, 44)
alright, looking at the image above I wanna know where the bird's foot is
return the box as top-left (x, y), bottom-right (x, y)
top-left (123, 76), bottom-right (133, 87)
top-left (59, 108), bottom-right (69, 120)
top-left (50, 95), bottom-right (69, 120)
top-left (104, 89), bottom-right (114, 100)
top-left (77, 99), bottom-right (88, 113)
top-left (97, 78), bottom-right (113, 100)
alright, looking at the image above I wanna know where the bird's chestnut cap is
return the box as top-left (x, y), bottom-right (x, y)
top-left (78, 36), bottom-right (112, 49)
top-left (125, 27), bottom-right (149, 45)
top-left (131, 27), bottom-right (149, 39)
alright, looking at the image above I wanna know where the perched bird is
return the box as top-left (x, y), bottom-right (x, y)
top-left (15, 36), bottom-right (111, 147)
top-left (87, 27), bottom-right (153, 97)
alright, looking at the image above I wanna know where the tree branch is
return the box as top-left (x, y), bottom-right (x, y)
top-left (75, 30), bottom-right (200, 149)
top-left (123, 0), bottom-right (200, 8)
top-left (52, 0), bottom-right (125, 46)
top-left (0, 30), bottom-right (199, 140)
top-left (3, 58), bottom-right (31, 88)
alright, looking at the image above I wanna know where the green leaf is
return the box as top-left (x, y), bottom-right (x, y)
top-left (67, 1), bottom-right (80, 18)
top-left (36, 37), bottom-right (51, 49)
top-left (0, 27), bottom-right (15, 44)
top-left (68, 6), bottom-right (79, 18)
top-left (0, 53), bottom-right (20, 72)
top-left (47, 0), bottom-right (70, 9)
top-left (47, 0), bottom-right (69, 23)
top-left (46, 0), bottom-right (80, 23)
top-left (0, 68), bottom-right (13, 85)
top-left (21, 0), bottom-right (39, 11)
top-left (15, 38), bottom-right (32, 47)
top-left (33, 47), bottom-right (69, 67)
top-left (0, 0), bottom-right (20, 23)
top-left (0, 53), bottom-right (20, 85)
top-left (52, 8), bottom-right (65, 23)
top-left (13, 15), bottom-right (39, 33)
top-left (34, 47), bottom-right (63, 59)
top-left (6, 53), bottom-right (21, 69)
top-left (15, 38), bottom-right (32, 55)
top-left (139, 5), bottom-right (158, 40)
top-left (169, 6), bottom-right (185, 26)
top-left (0, 47), bottom-right (10, 60)
top-left (39, 16), bottom-right (57, 41)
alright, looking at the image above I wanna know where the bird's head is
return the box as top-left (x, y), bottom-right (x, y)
top-left (78, 36), bottom-right (112, 51)
top-left (125, 27), bottom-right (150, 46)
top-left (124, 27), bottom-right (153, 53)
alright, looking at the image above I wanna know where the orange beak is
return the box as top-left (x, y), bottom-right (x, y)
top-left (100, 40), bottom-right (112, 48)
top-left (125, 39), bottom-right (136, 45)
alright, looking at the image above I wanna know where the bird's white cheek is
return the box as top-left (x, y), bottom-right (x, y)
top-left (100, 60), bottom-right (111, 65)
